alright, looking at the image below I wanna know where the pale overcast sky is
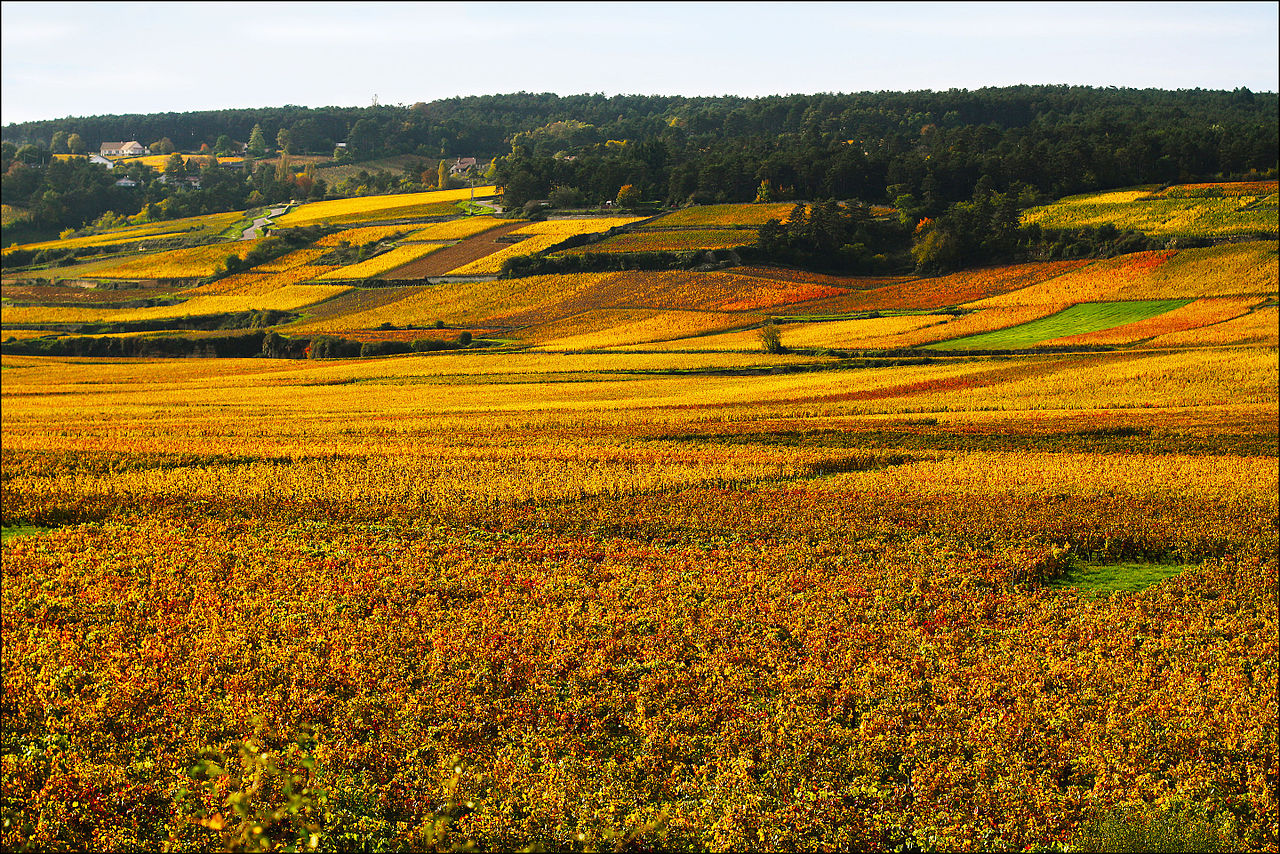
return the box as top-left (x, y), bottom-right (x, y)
top-left (2, 1), bottom-right (1277, 125)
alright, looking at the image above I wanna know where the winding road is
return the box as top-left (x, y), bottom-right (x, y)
top-left (241, 205), bottom-right (290, 240)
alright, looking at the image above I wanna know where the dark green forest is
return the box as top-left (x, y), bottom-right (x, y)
top-left (4, 86), bottom-right (1277, 254)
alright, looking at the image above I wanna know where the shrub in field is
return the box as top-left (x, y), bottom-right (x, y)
top-left (760, 318), bottom-right (785, 353)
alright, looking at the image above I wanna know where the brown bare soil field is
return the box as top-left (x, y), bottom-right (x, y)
top-left (379, 222), bottom-right (528, 278)
top-left (1, 283), bottom-right (186, 305)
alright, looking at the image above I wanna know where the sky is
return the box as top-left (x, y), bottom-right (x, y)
top-left (2, 1), bottom-right (1277, 126)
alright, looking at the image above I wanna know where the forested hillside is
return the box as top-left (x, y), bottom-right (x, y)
top-left (4, 86), bottom-right (1276, 242)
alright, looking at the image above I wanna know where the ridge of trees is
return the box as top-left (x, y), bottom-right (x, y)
top-left (4, 86), bottom-right (1276, 247)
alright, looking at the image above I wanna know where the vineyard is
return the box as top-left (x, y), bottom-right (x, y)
top-left (272, 187), bottom-right (502, 227)
top-left (558, 228), bottom-right (759, 254)
top-left (1022, 181), bottom-right (1279, 238)
top-left (1, 181), bottom-right (1278, 852)
top-left (2, 342), bottom-right (1277, 852)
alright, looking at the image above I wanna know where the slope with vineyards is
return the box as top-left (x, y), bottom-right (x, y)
top-left (3, 182), bottom-right (1276, 354)
top-left (2, 169), bottom-right (1278, 853)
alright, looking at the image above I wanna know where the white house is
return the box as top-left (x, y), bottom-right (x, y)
top-left (99, 141), bottom-right (149, 157)
top-left (89, 154), bottom-right (114, 169)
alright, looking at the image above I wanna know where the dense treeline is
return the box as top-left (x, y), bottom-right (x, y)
top-left (4, 86), bottom-right (1276, 243)
top-left (493, 87), bottom-right (1277, 211)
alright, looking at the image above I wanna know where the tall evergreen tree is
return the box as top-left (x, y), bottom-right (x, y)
top-left (247, 124), bottom-right (267, 157)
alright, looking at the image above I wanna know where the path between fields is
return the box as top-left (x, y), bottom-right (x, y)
top-left (241, 205), bottom-right (289, 240)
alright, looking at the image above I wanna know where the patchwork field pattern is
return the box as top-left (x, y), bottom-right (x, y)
top-left (370, 222), bottom-right (530, 279)
top-left (313, 244), bottom-right (447, 281)
top-left (1039, 297), bottom-right (1265, 347)
top-left (443, 218), bottom-right (650, 275)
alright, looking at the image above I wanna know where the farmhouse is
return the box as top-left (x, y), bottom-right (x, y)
top-left (156, 174), bottom-right (202, 189)
top-left (100, 141), bottom-right (150, 157)
top-left (450, 156), bottom-right (478, 176)
top-left (113, 177), bottom-right (140, 188)
top-left (89, 154), bottom-right (114, 169)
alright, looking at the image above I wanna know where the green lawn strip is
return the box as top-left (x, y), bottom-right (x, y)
top-left (926, 300), bottom-right (1192, 351)
top-left (1, 524), bottom-right (50, 544)
top-left (1046, 562), bottom-right (1189, 596)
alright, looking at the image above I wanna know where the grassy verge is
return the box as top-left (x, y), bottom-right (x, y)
top-left (2, 525), bottom-right (50, 544)
top-left (1046, 561), bottom-right (1189, 596)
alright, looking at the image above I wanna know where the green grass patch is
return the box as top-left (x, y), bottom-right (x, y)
top-left (1046, 561), bottom-right (1189, 596)
top-left (2, 524), bottom-right (50, 544)
top-left (926, 300), bottom-right (1190, 350)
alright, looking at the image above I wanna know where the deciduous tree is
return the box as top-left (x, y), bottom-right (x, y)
top-left (615, 183), bottom-right (641, 209)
